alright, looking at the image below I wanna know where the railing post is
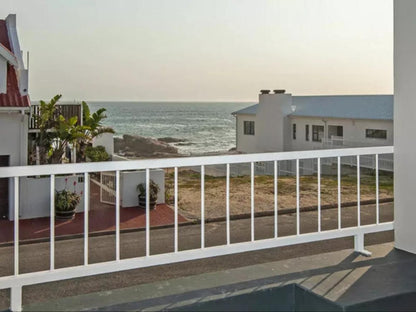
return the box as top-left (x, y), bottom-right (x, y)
top-left (274, 160), bottom-right (278, 238)
top-left (50, 174), bottom-right (55, 270)
top-left (116, 170), bottom-right (120, 261)
top-left (10, 286), bottom-right (22, 312)
top-left (201, 165), bottom-right (205, 249)
top-left (251, 162), bottom-right (255, 242)
top-left (84, 172), bottom-right (89, 265)
top-left (317, 157), bottom-right (321, 233)
top-left (226, 163), bottom-right (230, 245)
top-left (296, 159), bottom-right (300, 235)
top-left (174, 167), bottom-right (178, 252)
top-left (354, 233), bottom-right (372, 256)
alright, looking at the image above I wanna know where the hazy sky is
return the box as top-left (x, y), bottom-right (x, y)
top-left (1, 0), bottom-right (393, 101)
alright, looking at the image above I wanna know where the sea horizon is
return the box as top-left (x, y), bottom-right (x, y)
top-left (87, 101), bottom-right (253, 155)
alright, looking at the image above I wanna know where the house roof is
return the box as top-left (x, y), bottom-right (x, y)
top-left (0, 18), bottom-right (30, 108)
top-left (233, 95), bottom-right (393, 120)
top-left (0, 20), bottom-right (11, 50)
top-left (291, 95), bottom-right (393, 120)
top-left (232, 103), bottom-right (258, 115)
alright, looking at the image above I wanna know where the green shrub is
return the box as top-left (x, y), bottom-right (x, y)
top-left (55, 189), bottom-right (81, 211)
top-left (85, 145), bottom-right (110, 162)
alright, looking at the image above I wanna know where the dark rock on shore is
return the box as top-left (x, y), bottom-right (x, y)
top-left (158, 137), bottom-right (187, 143)
top-left (114, 134), bottom-right (179, 158)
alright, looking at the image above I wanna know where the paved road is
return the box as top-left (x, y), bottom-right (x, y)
top-left (0, 203), bottom-right (394, 309)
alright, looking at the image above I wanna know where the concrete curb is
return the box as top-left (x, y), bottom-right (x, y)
top-left (0, 198), bottom-right (393, 247)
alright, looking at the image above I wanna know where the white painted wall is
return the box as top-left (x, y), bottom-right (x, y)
top-left (256, 93), bottom-right (293, 152)
top-left (121, 169), bottom-right (165, 207)
top-left (10, 175), bottom-right (85, 220)
top-left (9, 169), bottom-right (165, 220)
top-left (290, 117), bottom-right (393, 151)
top-left (394, 0), bottom-right (416, 254)
top-left (0, 57), bottom-right (7, 94)
top-left (236, 114), bottom-right (258, 153)
top-left (93, 133), bottom-right (114, 156)
top-left (0, 112), bottom-right (27, 166)
top-left (236, 93), bottom-right (293, 153)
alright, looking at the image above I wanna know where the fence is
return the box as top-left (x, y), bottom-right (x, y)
top-left (0, 146), bottom-right (394, 311)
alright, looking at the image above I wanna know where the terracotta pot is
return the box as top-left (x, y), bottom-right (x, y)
top-left (55, 209), bottom-right (76, 220)
top-left (138, 195), bottom-right (157, 210)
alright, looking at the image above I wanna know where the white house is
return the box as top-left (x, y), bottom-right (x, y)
top-left (234, 91), bottom-right (393, 154)
top-left (0, 14), bottom-right (30, 219)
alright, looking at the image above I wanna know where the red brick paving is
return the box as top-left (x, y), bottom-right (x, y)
top-left (0, 204), bottom-right (187, 244)
top-left (0, 179), bottom-right (187, 244)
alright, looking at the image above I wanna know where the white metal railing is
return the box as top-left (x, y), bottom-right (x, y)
top-left (0, 146), bottom-right (394, 311)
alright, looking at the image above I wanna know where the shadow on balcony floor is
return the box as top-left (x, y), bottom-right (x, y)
top-left (24, 242), bottom-right (416, 311)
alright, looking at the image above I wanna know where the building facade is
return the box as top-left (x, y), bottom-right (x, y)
top-left (234, 92), bottom-right (393, 154)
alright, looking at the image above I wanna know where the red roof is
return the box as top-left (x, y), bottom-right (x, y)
top-left (0, 19), bottom-right (30, 108)
top-left (0, 20), bottom-right (11, 50)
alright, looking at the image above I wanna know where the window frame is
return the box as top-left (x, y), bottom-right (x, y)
top-left (305, 125), bottom-right (309, 141)
top-left (365, 129), bottom-right (387, 139)
top-left (243, 120), bottom-right (255, 135)
top-left (293, 123), bottom-right (296, 140)
top-left (312, 125), bottom-right (324, 142)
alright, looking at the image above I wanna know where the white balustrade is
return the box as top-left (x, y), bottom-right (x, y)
top-left (0, 146), bottom-right (394, 311)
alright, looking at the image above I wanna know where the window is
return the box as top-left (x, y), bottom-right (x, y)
top-left (293, 124), bottom-right (296, 140)
top-left (305, 125), bottom-right (309, 141)
top-left (366, 129), bottom-right (387, 139)
top-left (244, 121), bottom-right (255, 135)
top-left (312, 125), bottom-right (324, 142)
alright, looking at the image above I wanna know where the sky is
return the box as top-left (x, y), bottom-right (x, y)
top-left (0, 0), bottom-right (393, 101)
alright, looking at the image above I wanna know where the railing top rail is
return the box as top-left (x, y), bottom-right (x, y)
top-left (0, 146), bottom-right (394, 178)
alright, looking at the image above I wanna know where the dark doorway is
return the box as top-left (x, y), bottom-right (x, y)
top-left (0, 155), bottom-right (9, 219)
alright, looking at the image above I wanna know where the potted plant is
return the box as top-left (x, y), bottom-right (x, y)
top-left (55, 180), bottom-right (81, 220)
top-left (137, 179), bottom-right (160, 210)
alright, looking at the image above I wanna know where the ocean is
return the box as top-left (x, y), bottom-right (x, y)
top-left (88, 101), bottom-right (253, 155)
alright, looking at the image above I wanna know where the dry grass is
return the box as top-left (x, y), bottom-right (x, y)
top-left (164, 168), bottom-right (393, 220)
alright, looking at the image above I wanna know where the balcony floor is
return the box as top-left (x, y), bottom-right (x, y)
top-left (22, 241), bottom-right (416, 311)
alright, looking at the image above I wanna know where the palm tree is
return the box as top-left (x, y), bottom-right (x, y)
top-left (77, 101), bottom-right (115, 162)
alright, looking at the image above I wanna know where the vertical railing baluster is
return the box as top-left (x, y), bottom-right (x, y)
top-left (50, 174), bottom-right (55, 270)
top-left (174, 167), bottom-right (178, 252)
top-left (116, 170), bottom-right (120, 261)
top-left (84, 172), bottom-right (89, 265)
top-left (226, 164), bottom-right (230, 245)
top-left (357, 156), bottom-right (361, 227)
top-left (317, 158), bottom-right (321, 232)
top-left (274, 160), bottom-right (278, 238)
top-left (14, 176), bottom-right (19, 276)
top-left (376, 154), bottom-right (379, 224)
top-left (145, 168), bottom-right (150, 256)
top-left (338, 156), bottom-right (341, 230)
top-left (251, 162), bottom-right (255, 242)
top-left (296, 159), bottom-right (300, 235)
top-left (201, 165), bottom-right (205, 249)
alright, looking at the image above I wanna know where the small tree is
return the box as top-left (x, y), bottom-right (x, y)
top-left (77, 101), bottom-right (115, 162)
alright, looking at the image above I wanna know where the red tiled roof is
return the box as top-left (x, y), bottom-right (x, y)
top-left (0, 20), bottom-right (11, 51)
top-left (0, 64), bottom-right (30, 107)
top-left (0, 19), bottom-right (30, 108)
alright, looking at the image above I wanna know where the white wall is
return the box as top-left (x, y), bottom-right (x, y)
top-left (121, 169), bottom-right (165, 207)
top-left (290, 117), bottom-right (393, 151)
top-left (394, 0), bottom-right (416, 254)
top-left (236, 114), bottom-right (258, 153)
top-left (236, 93), bottom-right (293, 153)
top-left (93, 133), bottom-right (114, 156)
top-left (11, 175), bottom-right (85, 220)
top-left (256, 93), bottom-right (292, 152)
top-left (0, 112), bottom-right (28, 166)
top-left (0, 57), bottom-right (7, 94)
